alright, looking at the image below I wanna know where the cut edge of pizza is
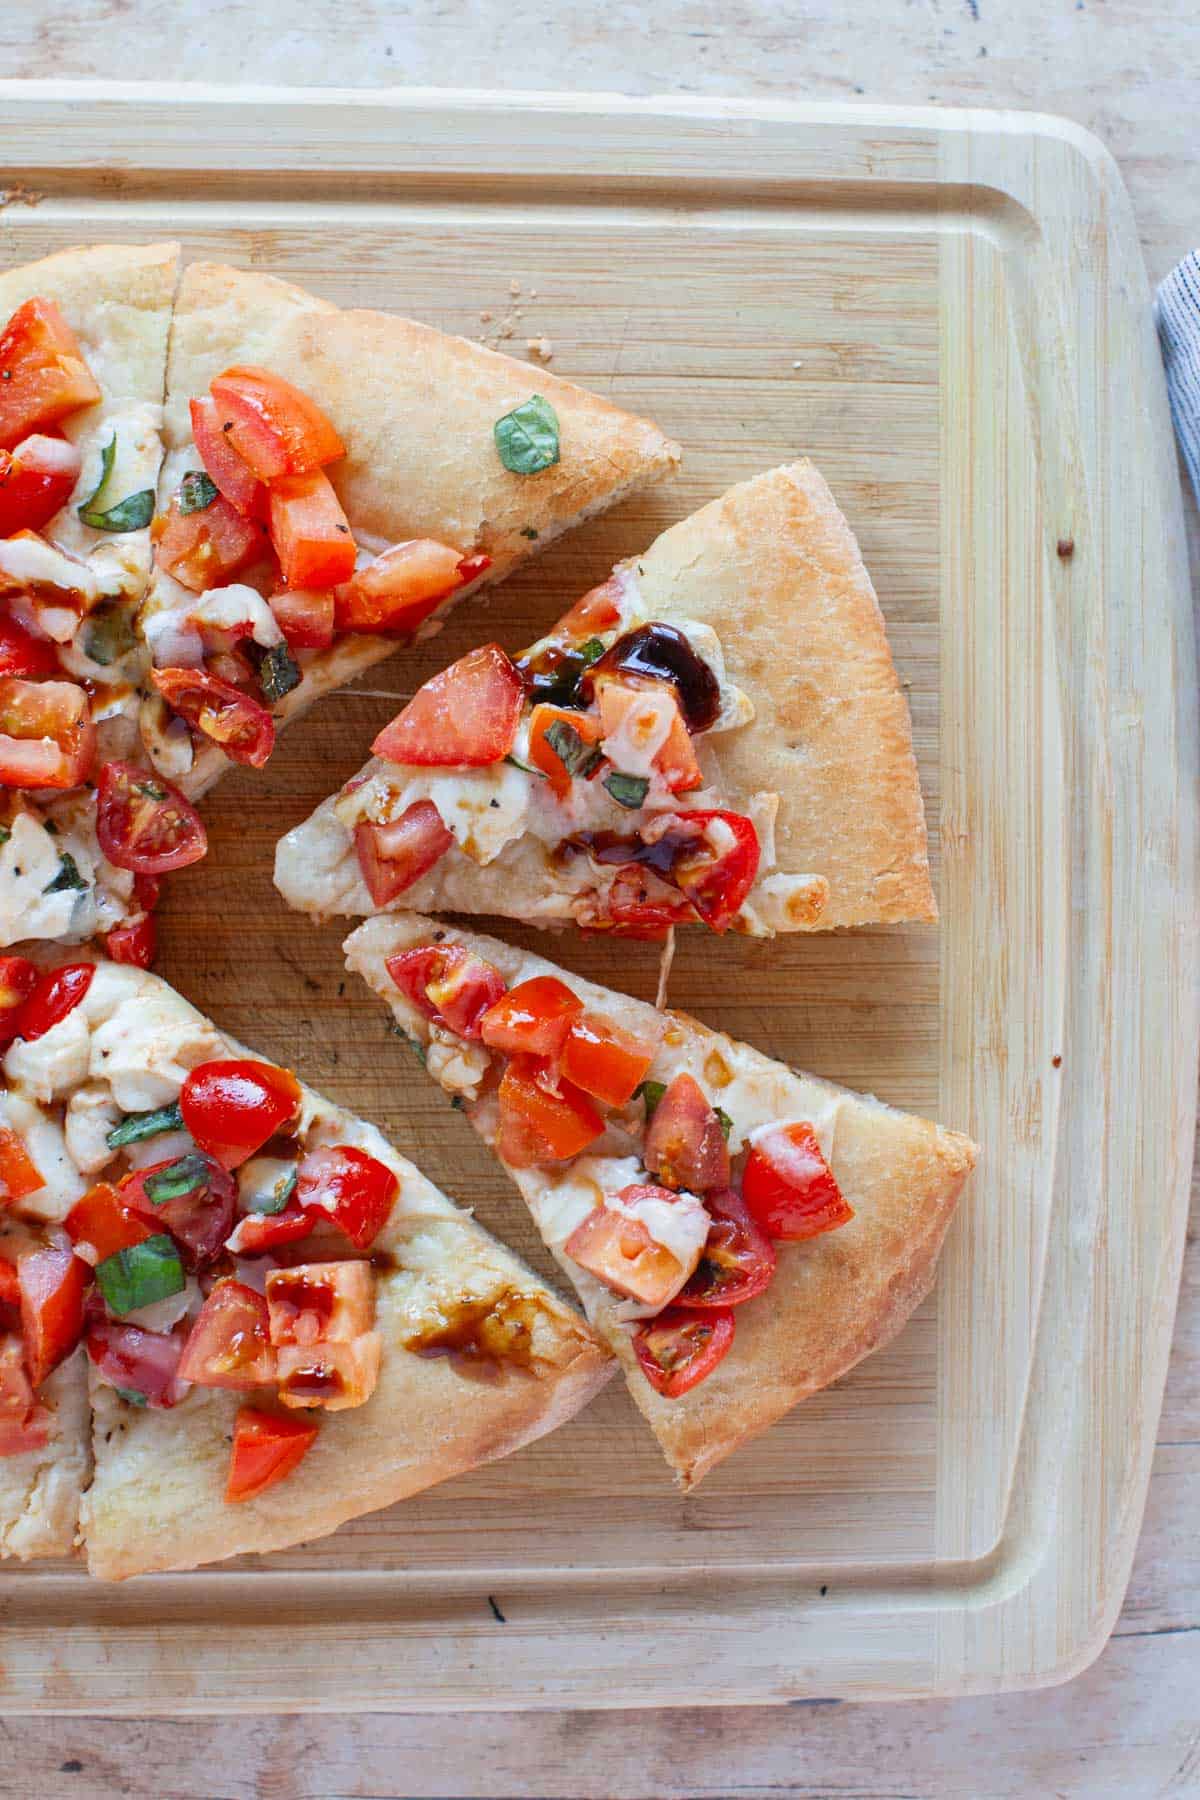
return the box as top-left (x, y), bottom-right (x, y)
top-left (275, 461), bottom-right (935, 944)
top-left (0, 952), bottom-right (610, 1577)
top-left (344, 912), bottom-right (977, 1488)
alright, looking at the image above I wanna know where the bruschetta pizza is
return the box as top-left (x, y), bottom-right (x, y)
top-left (277, 463), bottom-right (934, 939)
top-left (344, 914), bottom-right (976, 1486)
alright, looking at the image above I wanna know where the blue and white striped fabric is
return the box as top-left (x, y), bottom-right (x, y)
top-left (1157, 251), bottom-right (1200, 504)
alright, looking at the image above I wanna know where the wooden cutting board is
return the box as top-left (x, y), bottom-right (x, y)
top-left (0, 83), bottom-right (1194, 1710)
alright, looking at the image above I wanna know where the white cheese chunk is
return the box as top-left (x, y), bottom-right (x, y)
top-left (88, 989), bottom-right (225, 1112)
top-left (0, 1091), bottom-right (86, 1221)
top-left (63, 1082), bottom-right (122, 1176)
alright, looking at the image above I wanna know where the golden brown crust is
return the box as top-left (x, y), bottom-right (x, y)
top-left (345, 914), bottom-right (976, 1486)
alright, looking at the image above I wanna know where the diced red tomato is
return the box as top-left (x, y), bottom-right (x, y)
top-left (178, 1279), bottom-right (275, 1389)
top-left (225, 1205), bottom-right (315, 1257)
top-left (0, 1335), bottom-right (49, 1456)
top-left (0, 611), bottom-right (58, 680)
top-left (265, 1260), bottom-right (373, 1347)
top-left (295, 1146), bottom-right (397, 1251)
top-left (180, 1059), bottom-right (301, 1171)
top-left (65, 1182), bottom-right (153, 1265)
top-left (384, 944), bottom-right (507, 1042)
top-left (741, 1123), bottom-right (854, 1242)
top-left (371, 643), bottom-right (524, 768)
top-left (275, 1335), bottom-right (381, 1411)
top-left (18, 1245), bottom-right (87, 1386)
top-left (85, 1309), bottom-right (188, 1408)
top-left (189, 394), bottom-right (266, 517)
top-left (104, 913), bottom-right (156, 968)
top-left (632, 1305), bottom-right (735, 1398)
top-left (527, 703), bottom-right (604, 799)
top-left (0, 1126), bottom-right (43, 1202)
top-left (268, 470), bottom-right (357, 589)
top-left (643, 1073), bottom-right (730, 1194)
top-left (553, 577), bottom-right (623, 641)
top-left (269, 586), bottom-right (334, 652)
top-left (95, 759), bottom-right (207, 876)
top-left (664, 809), bottom-right (760, 933)
top-left (0, 299), bottom-right (101, 450)
top-left (352, 801), bottom-right (453, 908)
top-left (595, 678), bottom-right (701, 795)
top-left (0, 1257), bottom-right (19, 1308)
top-left (153, 489), bottom-right (267, 592)
top-left (209, 366), bottom-right (345, 482)
top-left (678, 1188), bottom-right (776, 1309)
top-left (496, 1055), bottom-right (604, 1167)
top-left (560, 1011), bottom-right (660, 1108)
top-left (333, 539), bottom-right (484, 635)
top-left (11, 961), bottom-right (94, 1043)
top-left (480, 976), bottom-right (583, 1060)
top-left (121, 1153), bottom-right (237, 1268)
top-left (0, 434), bottom-right (81, 537)
top-left (0, 956), bottom-right (38, 1049)
top-left (588, 866), bottom-right (694, 941)
top-left (152, 667), bottom-right (275, 769)
top-left (0, 676), bottom-right (94, 790)
top-left (226, 1404), bottom-right (318, 1501)
top-left (563, 1189), bottom-right (694, 1308)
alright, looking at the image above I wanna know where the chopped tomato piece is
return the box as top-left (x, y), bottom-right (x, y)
top-left (589, 867), bottom-right (694, 941)
top-left (269, 585), bottom-right (335, 651)
top-left (18, 1245), bottom-right (87, 1386)
top-left (554, 577), bottom-right (623, 641)
top-left (121, 1153), bottom-right (238, 1268)
top-left (95, 759), bottom-right (207, 876)
top-left (0, 611), bottom-right (58, 680)
top-left (633, 1305), bottom-right (735, 1398)
top-left (560, 1011), bottom-right (660, 1108)
top-left (334, 539), bottom-right (484, 635)
top-left (152, 667), bottom-right (275, 768)
top-left (563, 1188), bottom-right (693, 1308)
top-left (664, 809), bottom-right (760, 932)
top-left (225, 1206), bottom-right (315, 1256)
top-left (295, 1146), bottom-right (398, 1251)
top-left (0, 299), bottom-right (101, 449)
top-left (480, 976), bottom-right (583, 1060)
top-left (265, 1260), bottom-right (373, 1347)
top-left (178, 1279), bottom-right (275, 1389)
top-left (86, 1310), bottom-right (188, 1408)
top-left (0, 1258), bottom-right (18, 1308)
top-left (527, 703), bottom-right (604, 799)
top-left (496, 1056), bottom-right (604, 1167)
top-left (643, 1073), bottom-right (730, 1194)
top-left (12, 961), bottom-right (93, 1043)
top-left (104, 913), bottom-right (156, 968)
top-left (0, 1126), bottom-right (43, 1202)
top-left (0, 434), bottom-right (81, 536)
top-left (595, 678), bottom-right (701, 795)
top-left (276, 1335), bottom-right (382, 1411)
top-left (0, 676), bottom-right (94, 790)
top-left (385, 943), bottom-right (507, 1041)
top-left (65, 1182), bottom-right (152, 1265)
top-left (189, 394), bottom-right (266, 517)
top-left (678, 1188), bottom-right (776, 1309)
top-left (0, 956), bottom-right (38, 1049)
top-left (210, 366), bottom-right (345, 482)
top-left (352, 801), bottom-right (453, 908)
top-left (371, 643), bottom-right (524, 768)
top-left (180, 1059), bottom-right (301, 1171)
top-left (227, 1404), bottom-right (318, 1501)
top-left (741, 1123), bottom-right (854, 1241)
top-left (268, 469), bottom-right (357, 589)
top-left (0, 1335), bottom-right (49, 1456)
top-left (153, 489), bottom-right (267, 592)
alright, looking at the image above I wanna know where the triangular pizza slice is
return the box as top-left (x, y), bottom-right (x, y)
top-left (345, 913), bottom-right (976, 1487)
top-left (277, 462), bottom-right (934, 940)
top-left (0, 951), bottom-right (609, 1575)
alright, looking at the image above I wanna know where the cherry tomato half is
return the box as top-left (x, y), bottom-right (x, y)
top-left (152, 667), bottom-right (275, 768)
top-left (385, 944), bottom-right (506, 1042)
top-left (295, 1145), bottom-right (398, 1251)
top-left (11, 961), bottom-right (94, 1043)
top-left (226, 1404), bottom-right (318, 1503)
top-left (741, 1123), bottom-right (854, 1242)
top-left (178, 1279), bottom-right (275, 1389)
top-left (643, 1073), bottom-right (730, 1194)
top-left (678, 1188), bottom-right (776, 1309)
top-left (180, 1059), bottom-right (302, 1171)
top-left (352, 801), bottom-right (453, 908)
top-left (632, 1305), bottom-right (735, 1398)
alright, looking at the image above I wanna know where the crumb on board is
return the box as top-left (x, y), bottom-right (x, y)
top-left (1057, 537), bottom-right (1075, 559)
top-left (509, 278), bottom-right (521, 297)
top-left (527, 337), bottom-right (554, 362)
top-left (0, 184), bottom-right (44, 210)
top-left (479, 310), bottom-right (493, 323)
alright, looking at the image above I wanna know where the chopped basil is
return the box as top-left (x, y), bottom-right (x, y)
top-left (77, 433), bottom-right (154, 532)
top-left (142, 1152), bottom-right (210, 1206)
top-left (114, 1387), bottom-right (149, 1407)
top-left (603, 770), bottom-right (650, 809)
top-left (637, 1079), bottom-right (666, 1119)
top-left (0, 826), bottom-right (9, 847)
top-left (505, 752), bottom-right (547, 780)
top-left (95, 1234), bottom-right (184, 1316)
top-left (245, 1165), bottom-right (297, 1216)
top-left (42, 819), bottom-right (58, 835)
top-left (43, 852), bottom-right (86, 894)
top-left (80, 602), bottom-right (137, 667)
top-left (257, 640), bottom-right (301, 704)
top-left (519, 525), bottom-right (539, 540)
top-left (135, 776), bottom-right (169, 804)
top-left (545, 717), bottom-right (603, 781)
top-left (577, 637), bottom-right (607, 666)
top-left (179, 469), bottom-right (218, 514)
top-left (106, 1100), bottom-right (184, 1151)
top-left (715, 1106), bottom-right (734, 1141)
top-left (494, 395), bottom-right (560, 475)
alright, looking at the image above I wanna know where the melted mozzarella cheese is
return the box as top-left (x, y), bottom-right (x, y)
top-left (0, 814), bottom-right (88, 946)
top-left (63, 1082), bottom-right (122, 1175)
top-left (188, 584), bottom-right (283, 650)
top-left (0, 536), bottom-right (106, 611)
top-left (88, 987), bottom-right (225, 1112)
top-left (0, 1091), bottom-right (86, 1221)
top-left (600, 685), bottom-right (678, 779)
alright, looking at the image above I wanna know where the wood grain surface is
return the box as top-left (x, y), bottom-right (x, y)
top-left (0, 2), bottom-right (1197, 1794)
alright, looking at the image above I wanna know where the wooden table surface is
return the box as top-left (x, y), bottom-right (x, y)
top-left (1, 3), bottom-right (1197, 1795)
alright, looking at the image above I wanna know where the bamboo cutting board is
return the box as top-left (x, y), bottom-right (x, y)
top-left (0, 83), bottom-right (1194, 1710)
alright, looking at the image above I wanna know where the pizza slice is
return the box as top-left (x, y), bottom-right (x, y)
top-left (0, 242), bottom-right (180, 958)
top-left (276, 462), bottom-right (934, 939)
top-left (345, 914), bottom-right (976, 1487)
top-left (0, 949), bottom-right (609, 1577)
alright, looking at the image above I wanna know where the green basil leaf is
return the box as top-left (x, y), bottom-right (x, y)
top-left (519, 525), bottom-right (539, 540)
top-left (257, 640), bottom-right (301, 704)
top-left (505, 752), bottom-right (547, 780)
top-left (603, 770), bottom-right (650, 809)
top-left (114, 1387), bottom-right (149, 1407)
top-left (577, 637), bottom-right (607, 666)
top-left (494, 395), bottom-right (560, 475)
top-left (77, 432), bottom-right (116, 519)
top-left (179, 469), bottom-right (218, 514)
top-left (42, 819), bottom-right (58, 836)
top-left (95, 1234), bottom-right (184, 1316)
top-left (0, 825), bottom-right (10, 847)
top-left (143, 1152), bottom-right (210, 1206)
top-left (77, 433), bottom-right (155, 532)
top-left (715, 1106), bottom-right (734, 1142)
top-left (80, 601), bottom-right (137, 667)
top-left (43, 852), bottom-right (86, 894)
top-left (106, 1100), bottom-right (184, 1151)
top-left (245, 1166), bottom-right (297, 1216)
top-left (636, 1079), bottom-right (666, 1119)
top-left (545, 717), bottom-right (603, 780)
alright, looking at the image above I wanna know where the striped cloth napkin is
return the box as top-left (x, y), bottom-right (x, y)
top-left (1157, 251), bottom-right (1200, 503)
